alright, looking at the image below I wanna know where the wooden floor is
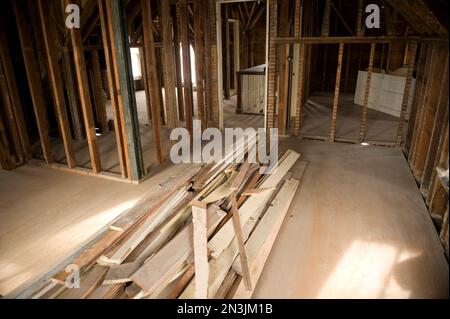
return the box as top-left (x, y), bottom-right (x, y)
top-left (253, 139), bottom-right (449, 298)
top-left (0, 162), bottom-right (191, 297)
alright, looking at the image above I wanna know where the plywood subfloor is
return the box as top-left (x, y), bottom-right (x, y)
top-left (0, 162), bottom-right (191, 297)
top-left (253, 139), bottom-right (449, 298)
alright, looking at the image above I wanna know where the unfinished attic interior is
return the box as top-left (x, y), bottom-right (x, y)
top-left (0, 0), bottom-right (448, 299)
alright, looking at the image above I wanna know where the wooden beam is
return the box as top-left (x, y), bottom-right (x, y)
top-left (161, 0), bottom-right (179, 129)
top-left (321, 0), bottom-right (331, 37)
top-left (359, 43), bottom-right (376, 142)
top-left (193, 0), bottom-right (206, 130)
top-left (106, 0), bottom-right (145, 180)
top-left (141, 0), bottom-right (164, 164)
top-left (65, 0), bottom-right (101, 173)
top-left (266, 0), bottom-right (278, 131)
top-left (178, 0), bottom-right (194, 135)
top-left (13, 0), bottom-right (52, 164)
top-left (37, 0), bottom-right (77, 168)
top-left (91, 50), bottom-right (109, 133)
top-left (98, 0), bottom-right (127, 178)
top-left (0, 20), bottom-right (31, 161)
top-left (222, 5), bottom-right (231, 100)
top-left (329, 42), bottom-right (344, 141)
top-left (396, 43), bottom-right (417, 146)
top-left (294, 43), bottom-right (306, 137)
top-left (356, 0), bottom-right (364, 36)
top-left (173, 4), bottom-right (185, 122)
top-left (277, 0), bottom-right (291, 136)
top-left (273, 36), bottom-right (446, 45)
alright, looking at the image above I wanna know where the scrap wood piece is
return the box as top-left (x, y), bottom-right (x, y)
top-left (99, 188), bottom-right (191, 265)
top-left (191, 200), bottom-right (209, 299)
top-left (130, 205), bottom-right (226, 295)
top-left (201, 171), bottom-right (238, 203)
top-left (214, 269), bottom-right (238, 299)
top-left (208, 150), bottom-right (301, 259)
top-left (179, 214), bottom-right (257, 299)
top-left (230, 192), bottom-right (252, 291)
top-left (232, 178), bottom-right (300, 298)
top-left (56, 265), bottom-right (108, 299)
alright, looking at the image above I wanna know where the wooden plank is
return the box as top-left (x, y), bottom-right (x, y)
top-left (202, 0), bottom-right (212, 126)
top-left (232, 178), bottom-right (300, 298)
top-left (161, 0), bottom-right (179, 129)
top-left (98, 0), bottom-right (127, 178)
top-left (396, 43), bottom-right (418, 145)
top-left (207, 150), bottom-right (300, 259)
top-left (194, 0), bottom-right (206, 130)
top-left (329, 42), bottom-right (344, 141)
top-left (64, 0), bottom-right (101, 172)
top-left (141, 0), bottom-right (164, 164)
top-left (178, 0), bottom-right (194, 135)
top-left (0, 101), bottom-right (13, 170)
top-left (12, 0), bottom-right (52, 163)
top-left (0, 20), bottom-right (31, 160)
top-left (359, 43), bottom-right (376, 142)
top-left (106, 0), bottom-right (145, 180)
top-left (91, 49), bottom-right (109, 133)
top-left (37, 0), bottom-right (76, 168)
top-left (191, 200), bottom-right (209, 298)
top-left (130, 205), bottom-right (226, 295)
top-left (277, 0), bottom-right (290, 136)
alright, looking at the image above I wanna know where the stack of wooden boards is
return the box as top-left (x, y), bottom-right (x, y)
top-left (28, 143), bottom-right (306, 299)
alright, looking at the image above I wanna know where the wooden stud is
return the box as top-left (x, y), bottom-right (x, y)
top-left (359, 43), bottom-right (376, 143)
top-left (37, 0), bottom-right (77, 168)
top-left (193, 0), bottom-right (206, 130)
top-left (13, 0), bottom-right (52, 164)
top-left (294, 43), bottom-right (306, 137)
top-left (106, 0), bottom-right (145, 180)
top-left (172, 5), bottom-right (185, 123)
top-left (396, 43), bottom-right (418, 146)
top-left (321, 0), bottom-right (331, 37)
top-left (178, 0), bottom-right (194, 135)
top-left (330, 42), bottom-right (344, 141)
top-left (0, 20), bottom-right (31, 161)
top-left (0, 104), bottom-right (13, 170)
top-left (141, 0), bottom-right (164, 164)
top-left (356, 0), bottom-right (364, 36)
top-left (266, 0), bottom-right (278, 132)
top-left (64, 0), bottom-right (101, 172)
top-left (277, 0), bottom-right (291, 136)
top-left (202, 0), bottom-right (212, 126)
top-left (91, 50), bottom-right (109, 133)
top-left (98, 0), bottom-right (127, 178)
top-left (161, 0), bottom-right (179, 129)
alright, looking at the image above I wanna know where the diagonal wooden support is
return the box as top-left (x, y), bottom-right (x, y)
top-left (191, 200), bottom-right (209, 299)
top-left (230, 161), bottom-right (252, 290)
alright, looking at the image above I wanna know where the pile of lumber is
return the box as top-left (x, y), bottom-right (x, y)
top-left (29, 142), bottom-right (306, 299)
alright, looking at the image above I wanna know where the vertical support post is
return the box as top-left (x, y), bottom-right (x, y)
top-left (62, 49), bottom-right (84, 141)
top-left (173, 5), bottom-right (185, 122)
top-left (330, 42), bottom-right (344, 142)
top-left (141, 0), bottom-right (164, 164)
top-left (321, 0), bottom-right (331, 37)
top-left (202, 0), bottom-right (212, 126)
top-left (98, 0), bottom-right (127, 178)
top-left (266, 0), bottom-right (278, 132)
top-left (396, 43), bottom-right (417, 146)
top-left (215, 0), bottom-right (224, 129)
top-left (223, 5), bottom-right (231, 100)
top-left (13, 0), bottom-right (52, 164)
top-left (91, 49), bottom-right (109, 133)
top-left (161, 0), bottom-right (178, 129)
top-left (0, 20), bottom-right (31, 160)
top-left (106, 0), bottom-right (145, 180)
top-left (194, 0), bottom-right (206, 130)
top-left (178, 0), bottom-right (194, 135)
top-left (65, 0), bottom-right (101, 173)
top-left (356, 0), bottom-right (364, 36)
top-left (294, 43), bottom-right (306, 137)
top-left (37, 0), bottom-right (76, 168)
top-left (191, 200), bottom-right (209, 299)
top-left (344, 44), bottom-right (351, 93)
top-left (359, 42), bottom-right (375, 143)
